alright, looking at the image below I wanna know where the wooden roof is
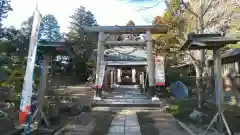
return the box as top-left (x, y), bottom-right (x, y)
top-left (181, 33), bottom-right (240, 50)
top-left (37, 40), bottom-right (73, 55)
top-left (83, 25), bottom-right (168, 34)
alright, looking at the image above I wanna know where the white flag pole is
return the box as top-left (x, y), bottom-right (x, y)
top-left (19, 3), bottom-right (42, 124)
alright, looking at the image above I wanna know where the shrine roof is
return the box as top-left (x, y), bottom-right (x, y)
top-left (181, 33), bottom-right (240, 50)
top-left (107, 61), bottom-right (147, 66)
top-left (83, 25), bottom-right (168, 34)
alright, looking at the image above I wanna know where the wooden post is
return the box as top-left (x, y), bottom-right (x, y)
top-left (132, 68), bottom-right (136, 84)
top-left (142, 72), bottom-right (145, 90)
top-left (37, 55), bottom-right (50, 127)
top-left (110, 69), bottom-right (113, 88)
top-left (213, 48), bottom-right (224, 132)
top-left (117, 68), bottom-right (122, 84)
top-left (235, 62), bottom-right (239, 84)
top-left (114, 68), bottom-right (117, 86)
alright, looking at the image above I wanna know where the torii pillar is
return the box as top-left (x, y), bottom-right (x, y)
top-left (146, 30), bottom-right (156, 99)
top-left (95, 32), bottom-right (105, 99)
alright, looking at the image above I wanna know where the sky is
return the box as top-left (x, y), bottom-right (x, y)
top-left (2, 0), bottom-right (166, 33)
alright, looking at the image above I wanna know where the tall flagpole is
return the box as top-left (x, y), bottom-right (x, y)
top-left (19, 3), bottom-right (42, 124)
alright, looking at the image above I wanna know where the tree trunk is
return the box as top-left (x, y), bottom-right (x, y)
top-left (195, 64), bottom-right (204, 109)
top-left (195, 0), bottom-right (205, 109)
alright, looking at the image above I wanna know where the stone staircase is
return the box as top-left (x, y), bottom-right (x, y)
top-left (92, 85), bottom-right (161, 107)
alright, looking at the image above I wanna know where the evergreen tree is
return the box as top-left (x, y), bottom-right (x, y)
top-left (0, 0), bottom-right (12, 36)
top-left (40, 14), bottom-right (61, 41)
top-left (20, 16), bottom-right (33, 38)
top-left (68, 6), bottom-right (97, 42)
top-left (68, 6), bottom-right (98, 79)
top-left (0, 0), bottom-right (12, 22)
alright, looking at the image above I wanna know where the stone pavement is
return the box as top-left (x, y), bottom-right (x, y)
top-left (54, 85), bottom-right (190, 135)
top-left (107, 109), bottom-right (141, 135)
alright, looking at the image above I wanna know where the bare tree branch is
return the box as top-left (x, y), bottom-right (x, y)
top-left (180, 0), bottom-right (199, 18)
top-left (178, 50), bottom-right (205, 71)
top-left (235, 0), bottom-right (240, 7)
top-left (204, 0), bottom-right (233, 30)
top-left (134, 0), bottom-right (163, 11)
top-left (104, 34), bottom-right (111, 41)
top-left (203, 0), bottom-right (213, 16)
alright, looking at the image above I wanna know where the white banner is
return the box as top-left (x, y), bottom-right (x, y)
top-left (155, 56), bottom-right (165, 86)
top-left (97, 61), bottom-right (106, 89)
top-left (19, 5), bottom-right (42, 124)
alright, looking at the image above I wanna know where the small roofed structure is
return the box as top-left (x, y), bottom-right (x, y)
top-left (181, 33), bottom-right (239, 50)
top-left (208, 48), bottom-right (240, 64)
top-left (38, 40), bottom-right (70, 51)
top-left (207, 48), bottom-right (240, 81)
top-left (37, 40), bottom-right (76, 56)
top-left (221, 48), bottom-right (240, 59)
top-left (181, 32), bottom-right (240, 135)
top-left (83, 25), bottom-right (168, 34)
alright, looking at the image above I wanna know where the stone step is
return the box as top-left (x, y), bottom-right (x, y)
top-left (92, 102), bottom-right (161, 108)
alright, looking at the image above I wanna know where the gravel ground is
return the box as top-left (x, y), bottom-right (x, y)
top-left (54, 110), bottom-right (115, 135)
top-left (1, 84), bottom-right (94, 135)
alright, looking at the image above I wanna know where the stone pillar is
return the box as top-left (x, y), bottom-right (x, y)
top-left (146, 30), bottom-right (155, 97)
top-left (95, 32), bottom-right (104, 98)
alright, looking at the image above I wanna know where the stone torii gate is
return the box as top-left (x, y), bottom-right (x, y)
top-left (83, 25), bottom-right (168, 100)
